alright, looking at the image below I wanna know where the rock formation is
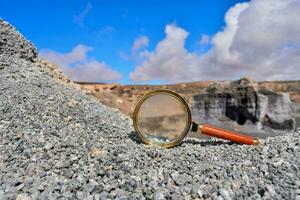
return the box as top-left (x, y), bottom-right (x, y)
top-left (191, 77), bottom-right (296, 137)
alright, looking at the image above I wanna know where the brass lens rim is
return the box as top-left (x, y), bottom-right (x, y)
top-left (133, 89), bottom-right (192, 148)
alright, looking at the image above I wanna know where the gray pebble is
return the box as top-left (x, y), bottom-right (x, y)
top-left (63, 169), bottom-right (73, 179)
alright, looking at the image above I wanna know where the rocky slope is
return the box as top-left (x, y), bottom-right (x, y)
top-left (35, 57), bottom-right (72, 85)
top-left (1, 19), bottom-right (300, 199)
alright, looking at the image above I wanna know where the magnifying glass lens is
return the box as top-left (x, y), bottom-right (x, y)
top-left (136, 93), bottom-right (189, 144)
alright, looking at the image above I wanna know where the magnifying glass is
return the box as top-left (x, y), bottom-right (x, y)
top-left (133, 89), bottom-right (260, 148)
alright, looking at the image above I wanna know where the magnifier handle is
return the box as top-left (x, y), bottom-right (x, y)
top-left (200, 124), bottom-right (259, 145)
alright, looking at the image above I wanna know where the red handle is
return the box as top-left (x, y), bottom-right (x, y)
top-left (200, 124), bottom-right (259, 145)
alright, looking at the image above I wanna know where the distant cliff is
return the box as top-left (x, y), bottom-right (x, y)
top-left (75, 80), bottom-right (300, 115)
top-left (191, 78), bottom-right (296, 137)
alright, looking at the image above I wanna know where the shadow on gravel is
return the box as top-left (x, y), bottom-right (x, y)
top-left (128, 131), bottom-right (238, 147)
top-left (128, 131), bottom-right (143, 144)
top-left (182, 139), bottom-right (236, 147)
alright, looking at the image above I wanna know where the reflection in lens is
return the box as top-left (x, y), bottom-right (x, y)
top-left (136, 93), bottom-right (188, 144)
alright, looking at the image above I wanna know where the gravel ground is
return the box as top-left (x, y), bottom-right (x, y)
top-left (1, 19), bottom-right (300, 200)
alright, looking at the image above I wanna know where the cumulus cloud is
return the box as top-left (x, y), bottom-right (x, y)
top-left (130, 0), bottom-right (300, 82)
top-left (119, 35), bottom-right (150, 61)
top-left (199, 34), bottom-right (211, 45)
top-left (130, 24), bottom-right (202, 82)
top-left (132, 36), bottom-right (149, 53)
top-left (40, 44), bottom-right (122, 82)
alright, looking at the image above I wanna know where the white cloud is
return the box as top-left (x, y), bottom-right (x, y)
top-left (130, 0), bottom-right (300, 82)
top-left (132, 36), bottom-right (149, 54)
top-left (199, 34), bottom-right (211, 45)
top-left (40, 44), bottom-right (122, 82)
top-left (98, 26), bottom-right (116, 36)
top-left (130, 24), bottom-right (201, 82)
top-left (119, 35), bottom-right (150, 61)
top-left (74, 2), bottom-right (92, 27)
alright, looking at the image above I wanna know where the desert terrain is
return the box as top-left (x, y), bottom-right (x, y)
top-left (75, 80), bottom-right (300, 127)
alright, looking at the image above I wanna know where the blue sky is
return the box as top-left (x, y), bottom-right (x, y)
top-left (1, 0), bottom-right (299, 84)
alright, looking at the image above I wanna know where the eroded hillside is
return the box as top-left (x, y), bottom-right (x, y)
top-left (75, 80), bottom-right (300, 118)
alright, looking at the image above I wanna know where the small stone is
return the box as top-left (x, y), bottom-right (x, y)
top-left (272, 158), bottom-right (284, 167)
top-left (16, 132), bottom-right (24, 139)
top-left (44, 143), bottom-right (53, 150)
top-left (70, 155), bottom-right (78, 162)
top-left (43, 163), bottom-right (51, 171)
top-left (38, 171), bottom-right (47, 178)
top-left (219, 189), bottom-right (232, 200)
top-left (16, 183), bottom-right (25, 191)
top-left (260, 164), bottom-right (268, 172)
top-left (295, 189), bottom-right (300, 194)
top-left (24, 177), bottom-right (34, 185)
top-left (63, 169), bottom-right (73, 179)
top-left (85, 179), bottom-right (98, 193)
top-left (94, 194), bottom-right (100, 200)
top-left (26, 163), bottom-right (36, 173)
top-left (64, 116), bottom-right (72, 122)
top-left (243, 160), bottom-right (252, 166)
top-left (197, 185), bottom-right (206, 198)
top-left (294, 181), bottom-right (300, 186)
top-left (170, 172), bottom-right (179, 181)
top-left (76, 174), bottom-right (85, 184)
top-left (37, 183), bottom-right (45, 191)
top-left (16, 194), bottom-right (31, 200)
top-left (54, 161), bottom-right (63, 169)
top-left (91, 146), bottom-right (102, 158)
top-left (99, 191), bottom-right (108, 199)
top-left (266, 184), bottom-right (276, 197)
top-left (154, 192), bottom-right (164, 200)
top-left (76, 191), bottom-right (84, 199)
